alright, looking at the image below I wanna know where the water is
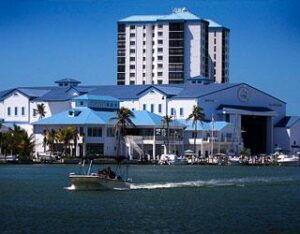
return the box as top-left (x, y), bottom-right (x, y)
top-left (1, 164), bottom-right (300, 233)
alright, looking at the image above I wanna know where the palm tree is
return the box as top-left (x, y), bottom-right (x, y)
top-left (56, 127), bottom-right (77, 157)
top-left (45, 129), bottom-right (57, 155)
top-left (110, 107), bottom-right (135, 159)
top-left (37, 103), bottom-right (46, 119)
top-left (186, 105), bottom-right (205, 157)
top-left (162, 115), bottom-right (173, 154)
top-left (18, 133), bottom-right (35, 162)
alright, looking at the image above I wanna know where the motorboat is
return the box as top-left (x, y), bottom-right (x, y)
top-left (158, 154), bottom-right (188, 165)
top-left (68, 160), bottom-right (131, 190)
top-left (276, 154), bottom-right (299, 166)
top-left (228, 156), bottom-right (241, 165)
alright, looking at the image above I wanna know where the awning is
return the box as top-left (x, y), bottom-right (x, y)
top-left (217, 105), bottom-right (276, 116)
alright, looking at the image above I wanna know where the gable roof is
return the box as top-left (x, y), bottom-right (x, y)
top-left (0, 82), bottom-right (285, 104)
top-left (74, 94), bottom-right (119, 102)
top-left (33, 108), bottom-right (185, 128)
top-left (275, 116), bottom-right (300, 128)
top-left (178, 119), bottom-right (231, 131)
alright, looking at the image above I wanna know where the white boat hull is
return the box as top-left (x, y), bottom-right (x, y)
top-left (69, 175), bottom-right (130, 190)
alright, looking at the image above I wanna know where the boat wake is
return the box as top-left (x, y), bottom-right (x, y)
top-left (129, 176), bottom-right (300, 190)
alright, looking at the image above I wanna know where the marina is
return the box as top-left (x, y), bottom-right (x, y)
top-left (1, 164), bottom-right (300, 233)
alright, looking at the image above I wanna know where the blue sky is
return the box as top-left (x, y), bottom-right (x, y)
top-left (0, 0), bottom-right (299, 115)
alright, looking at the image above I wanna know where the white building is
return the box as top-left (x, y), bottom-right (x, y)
top-left (117, 8), bottom-right (230, 85)
top-left (0, 79), bottom-right (296, 156)
top-left (207, 19), bottom-right (230, 83)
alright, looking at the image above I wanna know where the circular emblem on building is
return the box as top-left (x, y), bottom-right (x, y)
top-left (237, 87), bottom-right (250, 102)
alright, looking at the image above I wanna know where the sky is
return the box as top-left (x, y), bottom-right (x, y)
top-left (0, 0), bottom-right (299, 115)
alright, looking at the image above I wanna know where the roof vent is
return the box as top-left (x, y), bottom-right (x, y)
top-left (68, 109), bottom-right (81, 117)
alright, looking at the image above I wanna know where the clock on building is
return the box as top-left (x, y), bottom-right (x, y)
top-left (237, 87), bottom-right (250, 102)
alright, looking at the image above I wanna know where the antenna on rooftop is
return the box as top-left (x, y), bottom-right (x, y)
top-left (172, 7), bottom-right (189, 13)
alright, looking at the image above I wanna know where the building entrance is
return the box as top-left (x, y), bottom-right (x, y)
top-left (241, 115), bottom-right (267, 154)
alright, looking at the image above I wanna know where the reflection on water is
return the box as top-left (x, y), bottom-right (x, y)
top-left (1, 164), bottom-right (300, 233)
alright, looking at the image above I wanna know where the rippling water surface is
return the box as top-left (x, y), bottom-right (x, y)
top-left (1, 164), bottom-right (300, 233)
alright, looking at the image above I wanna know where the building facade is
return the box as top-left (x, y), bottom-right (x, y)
top-left (117, 8), bottom-right (227, 85)
top-left (0, 79), bottom-right (295, 156)
top-left (207, 19), bottom-right (230, 83)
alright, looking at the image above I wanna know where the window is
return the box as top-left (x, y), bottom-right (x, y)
top-left (171, 108), bottom-right (175, 116)
top-left (130, 25), bottom-right (135, 29)
top-left (143, 41), bottom-right (146, 45)
top-left (143, 57), bottom-right (146, 61)
top-left (129, 81), bottom-right (135, 85)
top-left (214, 38), bottom-right (216, 44)
top-left (130, 33), bottom-right (135, 37)
top-left (158, 40), bottom-right (163, 44)
top-left (14, 107), bottom-right (18, 116)
top-left (142, 80), bottom-right (146, 84)
top-left (143, 104), bottom-right (146, 110)
top-left (158, 48), bottom-right (163, 52)
top-left (118, 57), bottom-right (125, 64)
top-left (157, 56), bottom-right (163, 60)
top-left (143, 73), bottom-right (145, 77)
top-left (158, 24), bottom-right (163, 28)
top-left (143, 49), bottom-right (146, 53)
top-left (130, 57), bottom-right (135, 61)
top-left (214, 32), bottom-right (216, 37)
top-left (158, 32), bottom-right (163, 36)
top-left (7, 107), bottom-right (11, 116)
top-left (87, 127), bottom-right (102, 137)
top-left (157, 80), bottom-right (163, 84)
top-left (158, 64), bottom-right (163, 68)
top-left (22, 107), bottom-right (25, 116)
top-left (158, 72), bottom-right (163, 76)
top-left (142, 65), bottom-right (145, 69)
top-left (106, 127), bottom-right (114, 137)
top-left (130, 41), bottom-right (135, 45)
top-left (214, 54), bottom-right (216, 60)
top-left (33, 109), bottom-right (38, 117)
top-left (152, 65), bottom-right (155, 69)
top-left (180, 108), bottom-right (184, 116)
top-left (151, 104), bottom-right (154, 112)
top-left (130, 65), bottom-right (135, 69)
top-left (130, 73), bottom-right (135, 77)
top-left (130, 49), bottom-right (135, 53)
top-left (158, 104), bottom-right (162, 113)
top-left (214, 46), bottom-right (216, 52)
top-left (152, 25), bottom-right (155, 30)
top-left (143, 33), bottom-right (146, 37)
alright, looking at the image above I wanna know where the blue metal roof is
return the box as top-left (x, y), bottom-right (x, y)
top-left (0, 83), bottom-right (285, 104)
top-left (131, 111), bottom-right (185, 127)
top-left (275, 116), bottom-right (300, 128)
top-left (158, 11), bottom-right (200, 21)
top-left (119, 10), bottom-right (201, 23)
top-left (205, 19), bottom-right (223, 28)
top-left (33, 108), bottom-right (185, 128)
top-left (33, 107), bottom-right (115, 125)
top-left (179, 119), bottom-right (230, 131)
top-left (18, 88), bottom-right (50, 98)
top-left (74, 94), bottom-right (119, 102)
top-left (119, 15), bottom-right (164, 23)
